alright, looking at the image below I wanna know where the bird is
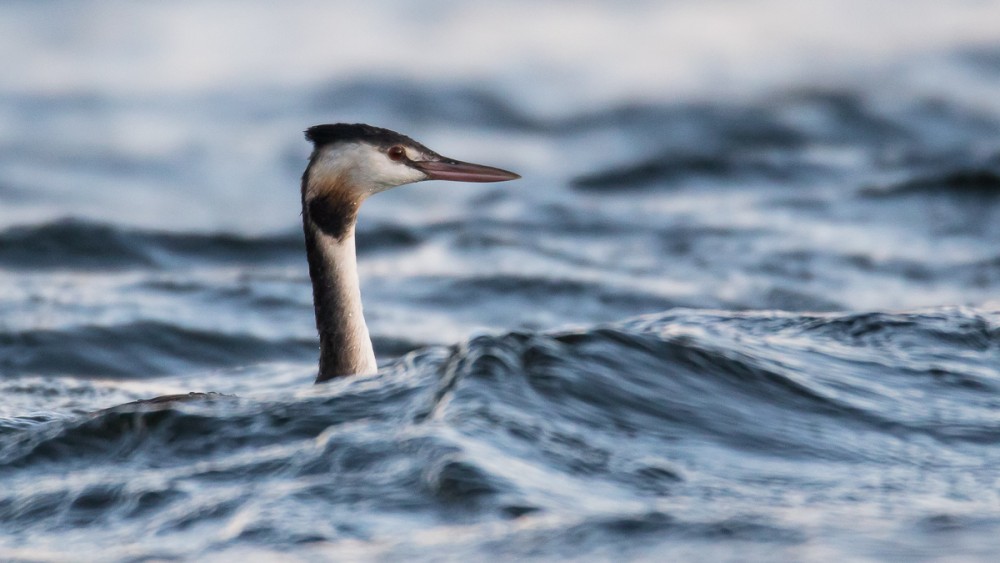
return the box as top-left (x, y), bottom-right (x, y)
top-left (96, 123), bottom-right (518, 413)
top-left (301, 123), bottom-right (520, 383)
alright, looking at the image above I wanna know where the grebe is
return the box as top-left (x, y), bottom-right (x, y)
top-left (301, 124), bottom-right (520, 383)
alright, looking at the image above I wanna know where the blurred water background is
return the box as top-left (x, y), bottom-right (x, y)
top-left (1, 1), bottom-right (1000, 560)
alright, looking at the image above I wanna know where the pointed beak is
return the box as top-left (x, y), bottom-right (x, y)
top-left (413, 158), bottom-right (521, 183)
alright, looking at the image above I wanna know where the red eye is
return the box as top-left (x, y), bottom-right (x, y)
top-left (387, 146), bottom-right (406, 161)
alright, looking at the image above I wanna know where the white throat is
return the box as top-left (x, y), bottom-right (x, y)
top-left (304, 219), bottom-right (378, 382)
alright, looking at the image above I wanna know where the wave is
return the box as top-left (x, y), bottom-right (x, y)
top-left (570, 151), bottom-right (824, 190)
top-left (5, 306), bottom-right (996, 463)
top-left (0, 218), bottom-right (423, 271)
top-left (0, 306), bottom-right (997, 558)
top-left (0, 317), bottom-right (426, 379)
top-left (0, 321), bottom-right (316, 377)
top-left (310, 80), bottom-right (966, 151)
top-left (416, 274), bottom-right (687, 312)
top-left (862, 168), bottom-right (1000, 199)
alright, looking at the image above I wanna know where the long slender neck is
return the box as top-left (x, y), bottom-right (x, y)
top-left (302, 145), bottom-right (378, 383)
top-left (302, 199), bottom-right (378, 383)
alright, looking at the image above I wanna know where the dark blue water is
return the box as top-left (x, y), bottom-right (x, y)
top-left (3, 2), bottom-right (1000, 560)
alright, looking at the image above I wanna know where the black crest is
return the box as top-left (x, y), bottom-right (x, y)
top-left (305, 123), bottom-right (431, 152)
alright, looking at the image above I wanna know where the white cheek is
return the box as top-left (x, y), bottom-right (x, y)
top-left (310, 143), bottom-right (426, 198)
top-left (362, 151), bottom-right (426, 190)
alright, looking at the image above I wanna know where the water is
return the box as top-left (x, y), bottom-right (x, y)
top-left (2, 1), bottom-right (1000, 560)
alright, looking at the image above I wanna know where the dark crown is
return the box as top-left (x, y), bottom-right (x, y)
top-left (305, 123), bottom-right (430, 152)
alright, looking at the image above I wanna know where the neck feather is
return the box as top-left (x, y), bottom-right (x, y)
top-left (301, 149), bottom-right (378, 382)
top-left (303, 218), bottom-right (378, 382)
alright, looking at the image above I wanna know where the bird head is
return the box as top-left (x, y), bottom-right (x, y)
top-left (303, 123), bottom-right (519, 201)
top-left (300, 123), bottom-right (519, 240)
